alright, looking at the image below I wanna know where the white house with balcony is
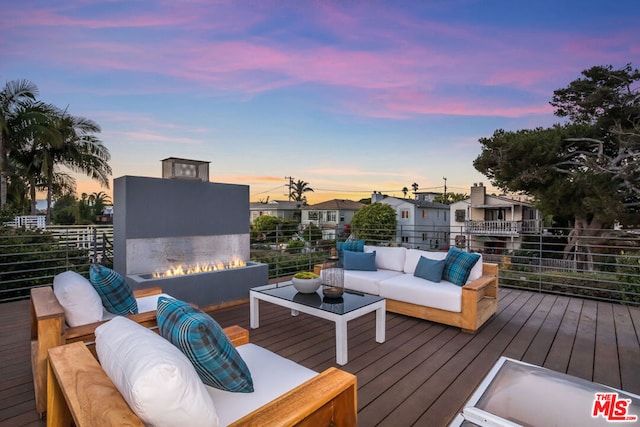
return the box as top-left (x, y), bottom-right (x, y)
top-left (300, 199), bottom-right (364, 239)
top-left (450, 183), bottom-right (541, 254)
top-left (372, 192), bottom-right (449, 250)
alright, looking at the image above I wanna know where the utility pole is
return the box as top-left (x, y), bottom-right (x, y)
top-left (285, 176), bottom-right (294, 201)
top-left (443, 177), bottom-right (447, 202)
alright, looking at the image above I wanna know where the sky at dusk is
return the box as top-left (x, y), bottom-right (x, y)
top-left (2, 0), bottom-right (639, 204)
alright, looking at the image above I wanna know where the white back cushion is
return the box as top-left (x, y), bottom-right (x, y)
top-left (364, 245), bottom-right (407, 272)
top-left (95, 316), bottom-right (219, 427)
top-left (53, 271), bottom-right (103, 327)
top-left (467, 253), bottom-right (484, 282)
top-left (403, 249), bottom-right (447, 274)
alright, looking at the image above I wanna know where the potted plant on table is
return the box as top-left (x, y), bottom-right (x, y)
top-left (292, 271), bottom-right (321, 294)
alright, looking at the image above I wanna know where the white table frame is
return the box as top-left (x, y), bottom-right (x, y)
top-left (250, 285), bottom-right (385, 365)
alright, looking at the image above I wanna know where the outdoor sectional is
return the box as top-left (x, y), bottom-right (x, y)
top-left (317, 244), bottom-right (499, 333)
top-left (46, 322), bottom-right (357, 427)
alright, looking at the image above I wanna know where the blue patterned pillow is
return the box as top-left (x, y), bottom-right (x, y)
top-left (337, 240), bottom-right (364, 260)
top-left (156, 296), bottom-right (254, 393)
top-left (414, 256), bottom-right (445, 282)
top-left (442, 247), bottom-right (481, 286)
top-left (89, 264), bottom-right (138, 315)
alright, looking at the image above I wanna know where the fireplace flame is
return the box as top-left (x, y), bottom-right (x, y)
top-left (151, 257), bottom-right (247, 278)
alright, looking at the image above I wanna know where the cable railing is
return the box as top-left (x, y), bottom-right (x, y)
top-left (1, 223), bottom-right (638, 305)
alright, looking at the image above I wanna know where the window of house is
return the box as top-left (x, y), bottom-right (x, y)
top-left (308, 211), bottom-right (318, 220)
top-left (422, 233), bottom-right (428, 241)
top-left (422, 210), bottom-right (427, 218)
top-left (401, 236), bottom-right (409, 243)
top-left (455, 235), bottom-right (466, 248)
top-left (340, 215), bottom-right (345, 222)
top-left (455, 209), bottom-right (465, 222)
top-left (401, 210), bottom-right (409, 219)
top-left (327, 211), bottom-right (337, 222)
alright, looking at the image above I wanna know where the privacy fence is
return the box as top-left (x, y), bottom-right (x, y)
top-left (1, 223), bottom-right (638, 305)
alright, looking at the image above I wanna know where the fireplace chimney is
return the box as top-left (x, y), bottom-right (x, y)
top-left (162, 157), bottom-right (210, 182)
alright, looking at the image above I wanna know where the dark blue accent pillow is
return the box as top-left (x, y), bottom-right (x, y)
top-left (414, 256), bottom-right (445, 282)
top-left (442, 247), bottom-right (481, 286)
top-left (343, 250), bottom-right (377, 271)
top-left (89, 264), bottom-right (138, 315)
top-left (156, 296), bottom-right (254, 393)
top-left (336, 240), bottom-right (365, 260)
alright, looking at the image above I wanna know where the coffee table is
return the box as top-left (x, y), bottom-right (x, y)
top-left (250, 282), bottom-right (386, 365)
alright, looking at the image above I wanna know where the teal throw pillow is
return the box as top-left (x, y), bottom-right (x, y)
top-left (343, 250), bottom-right (377, 271)
top-left (413, 256), bottom-right (445, 282)
top-left (89, 263), bottom-right (138, 315)
top-left (156, 296), bottom-right (254, 393)
top-left (336, 240), bottom-right (365, 260)
top-left (442, 247), bottom-right (481, 286)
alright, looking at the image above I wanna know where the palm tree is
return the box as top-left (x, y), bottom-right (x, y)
top-left (402, 187), bottom-right (409, 198)
top-left (411, 182), bottom-right (419, 193)
top-left (289, 180), bottom-right (314, 202)
top-left (0, 80), bottom-right (39, 207)
top-left (43, 109), bottom-right (111, 223)
top-left (88, 190), bottom-right (112, 218)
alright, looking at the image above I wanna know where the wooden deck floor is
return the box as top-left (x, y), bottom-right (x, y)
top-left (2, 287), bottom-right (640, 426)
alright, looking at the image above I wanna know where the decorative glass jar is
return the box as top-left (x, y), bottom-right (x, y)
top-left (320, 252), bottom-right (344, 299)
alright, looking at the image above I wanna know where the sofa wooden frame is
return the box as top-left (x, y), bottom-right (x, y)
top-left (314, 262), bottom-right (499, 333)
top-left (30, 285), bottom-right (163, 414)
top-left (46, 326), bottom-right (358, 427)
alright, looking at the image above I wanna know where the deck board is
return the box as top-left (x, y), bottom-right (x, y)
top-left (2, 287), bottom-right (640, 427)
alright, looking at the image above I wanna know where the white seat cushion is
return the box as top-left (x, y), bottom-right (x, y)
top-left (101, 293), bottom-right (171, 321)
top-left (207, 343), bottom-right (317, 426)
top-left (379, 274), bottom-right (462, 312)
top-left (344, 269), bottom-right (403, 295)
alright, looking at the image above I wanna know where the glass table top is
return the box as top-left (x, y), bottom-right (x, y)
top-left (251, 283), bottom-right (383, 315)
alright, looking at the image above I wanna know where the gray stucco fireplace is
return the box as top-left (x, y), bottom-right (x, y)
top-left (113, 173), bottom-right (268, 308)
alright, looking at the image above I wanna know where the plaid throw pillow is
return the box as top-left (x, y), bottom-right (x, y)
top-left (156, 296), bottom-right (254, 393)
top-left (336, 240), bottom-right (365, 260)
top-left (442, 247), bottom-right (481, 286)
top-left (89, 264), bottom-right (138, 315)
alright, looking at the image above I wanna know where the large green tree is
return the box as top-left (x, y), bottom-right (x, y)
top-left (474, 64), bottom-right (640, 266)
top-left (351, 203), bottom-right (397, 243)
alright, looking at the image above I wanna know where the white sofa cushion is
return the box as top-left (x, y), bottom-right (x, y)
top-left (344, 269), bottom-right (404, 295)
top-left (379, 274), bottom-right (463, 312)
top-left (364, 245), bottom-right (406, 272)
top-left (101, 292), bottom-right (171, 321)
top-left (467, 253), bottom-right (484, 282)
top-left (403, 249), bottom-right (447, 274)
top-left (207, 343), bottom-right (317, 426)
top-left (53, 271), bottom-right (104, 327)
top-left (95, 316), bottom-right (219, 427)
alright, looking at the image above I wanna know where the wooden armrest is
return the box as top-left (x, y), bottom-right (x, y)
top-left (31, 286), bottom-right (65, 323)
top-left (133, 286), bottom-right (163, 298)
top-left (462, 275), bottom-right (497, 292)
top-left (225, 325), bottom-right (250, 346)
top-left (230, 367), bottom-right (357, 426)
top-left (47, 341), bottom-right (144, 427)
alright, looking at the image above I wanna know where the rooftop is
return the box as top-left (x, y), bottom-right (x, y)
top-left (2, 286), bottom-right (640, 426)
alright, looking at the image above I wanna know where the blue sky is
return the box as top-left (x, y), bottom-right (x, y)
top-left (2, 0), bottom-right (639, 203)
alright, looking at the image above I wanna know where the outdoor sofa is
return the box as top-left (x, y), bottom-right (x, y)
top-left (30, 270), bottom-right (169, 414)
top-left (46, 320), bottom-right (357, 426)
top-left (317, 243), bottom-right (499, 333)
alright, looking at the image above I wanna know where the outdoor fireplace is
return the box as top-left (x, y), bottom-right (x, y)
top-left (114, 173), bottom-right (268, 308)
